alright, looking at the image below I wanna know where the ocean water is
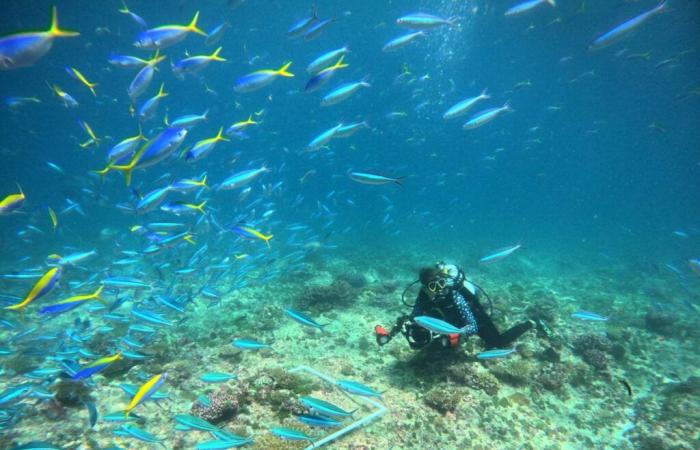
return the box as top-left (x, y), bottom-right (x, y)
top-left (0, 1), bottom-right (699, 449)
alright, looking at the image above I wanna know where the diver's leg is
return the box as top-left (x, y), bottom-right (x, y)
top-left (494, 321), bottom-right (534, 347)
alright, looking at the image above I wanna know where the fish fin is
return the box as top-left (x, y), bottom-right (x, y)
top-left (49, 6), bottom-right (79, 37)
top-left (216, 127), bottom-right (230, 142)
top-left (209, 46), bottom-right (227, 62)
top-left (277, 61), bottom-right (294, 77)
top-left (157, 83), bottom-right (167, 97)
top-left (187, 11), bottom-right (207, 36)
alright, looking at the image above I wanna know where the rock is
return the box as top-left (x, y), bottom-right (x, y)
top-left (644, 309), bottom-right (676, 336)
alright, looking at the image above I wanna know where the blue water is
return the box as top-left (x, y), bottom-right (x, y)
top-left (1, 1), bottom-right (699, 449)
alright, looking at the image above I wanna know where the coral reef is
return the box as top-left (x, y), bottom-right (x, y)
top-left (423, 384), bottom-right (462, 414)
top-left (294, 279), bottom-right (356, 313)
top-left (445, 363), bottom-right (500, 395)
top-left (489, 359), bottom-right (534, 386)
top-left (536, 363), bottom-right (568, 391)
top-left (644, 309), bottom-right (676, 337)
top-left (191, 382), bottom-right (250, 424)
top-left (572, 334), bottom-right (611, 370)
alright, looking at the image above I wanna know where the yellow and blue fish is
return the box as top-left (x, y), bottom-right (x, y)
top-left (4, 266), bottom-right (62, 311)
top-left (0, 6), bottom-right (78, 70)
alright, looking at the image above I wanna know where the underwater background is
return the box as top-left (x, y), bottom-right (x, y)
top-left (0, 0), bottom-right (699, 449)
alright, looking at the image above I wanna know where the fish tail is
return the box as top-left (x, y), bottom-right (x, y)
top-left (187, 11), bottom-right (207, 36)
top-left (199, 174), bottom-right (208, 189)
top-left (49, 6), bottom-right (79, 38)
top-left (209, 46), bottom-right (227, 62)
top-left (184, 234), bottom-right (196, 245)
top-left (157, 83), bottom-right (167, 97)
top-left (547, 0), bottom-right (556, 6)
top-left (393, 176), bottom-right (407, 187)
top-left (194, 200), bottom-right (207, 215)
top-left (92, 165), bottom-right (112, 180)
top-left (263, 234), bottom-right (273, 248)
top-left (109, 163), bottom-right (136, 186)
top-left (447, 16), bottom-right (460, 27)
top-left (333, 56), bottom-right (348, 70)
top-left (216, 127), bottom-right (230, 142)
top-left (92, 285), bottom-right (104, 299)
top-left (277, 61), bottom-right (294, 77)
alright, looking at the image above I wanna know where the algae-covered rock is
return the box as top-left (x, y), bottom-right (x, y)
top-left (446, 364), bottom-right (500, 395)
top-left (295, 279), bottom-right (356, 313)
top-left (489, 359), bottom-right (534, 386)
top-left (644, 309), bottom-right (676, 336)
top-left (423, 384), bottom-right (462, 414)
top-left (537, 363), bottom-right (568, 391)
top-left (573, 334), bottom-right (612, 370)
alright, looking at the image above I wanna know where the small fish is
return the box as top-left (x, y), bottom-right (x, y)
top-left (307, 123), bottom-right (343, 151)
top-left (124, 373), bottom-right (167, 416)
top-left (305, 56), bottom-right (348, 93)
top-left (296, 414), bottom-right (342, 427)
top-left (590, 1), bottom-right (668, 51)
top-left (571, 310), bottom-right (609, 321)
top-left (39, 285), bottom-right (104, 316)
top-left (334, 121), bottom-right (369, 138)
top-left (303, 17), bottom-right (336, 41)
top-left (299, 396), bottom-right (355, 417)
top-left (134, 11), bottom-right (206, 49)
top-left (1, 184), bottom-right (25, 215)
top-left (337, 379), bottom-right (382, 398)
top-left (174, 414), bottom-right (219, 432)
top-left (4, 266), bottom-right (62, 311)
top-left (396, 13), bottom-right (458, 29)
top-left (414, 315), bottom-right (473, 335)
top-left (205, 22), bottom-right (230, 46)
top-left (66, 66), bottom-right (97, 96)
top-left (382, 31), bottom-right (425, 52)
top-left (234, 62), bottom-right (294, 93)
top-left (138, 83), bottom-right (168, 122)
top-left (287, 5), bottom-right (319, 38)
top-left (505, 0), bottom-right (556, 17)
top-left (269, 427), bottom-right (314, 443)
top-left (169, 109), bottom-right (209, 129)
top-left (169, 174), bottom-right (208, 192)
top-left (184, 127), bottom-right (229, 162)
top-left (127, 51), bottom-right (167, 101)
top-left (349, 171), bottom-right (405, 186)
top-left (218, 167), bottom-right (269, 190)
top-left (160, 200), bottom-right (207, 216)
top-left (478, 244), bottom-right (522, 264)
top-left (443, 89), bottom-right (490, 119)
top-left (78, 120), bottom-right (100, 148)
top-left (71, 352), bottom-right (122, 380)
top-left (96, 126), bottom-right (188, 186)
top-left (231, 224), bottom-right (273, 247)
top-left (0, 7), bottom-right (78, 71)
top-left (199, 372), bottom-right (236, 383)
top-left (172, 46), bottom-right (226, 78)
top-left (307, 46), bottom-right (349, 73)
top-left (463, 102), bottom-right (513, 129)
top-left (231, 339), bottom-right (271, 350)
top-left (284, 308), bottom-right (326, 331)
top-left (321, 79), bottom-right (371, 106)
top-left (476, 348), bottom-right (517, 359)
top-left (49, 83), bottom-right (78, 108)
top-left (118, 1), bottom-right (147, 28)
top-left (115, 424), bottom-right (166, 447)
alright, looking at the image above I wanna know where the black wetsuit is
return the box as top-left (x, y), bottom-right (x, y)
top-left (410, 284), bottom-right (532, 349)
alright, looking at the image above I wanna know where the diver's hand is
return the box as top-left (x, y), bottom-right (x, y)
top-left (375, 325), bottom-right (391, 346)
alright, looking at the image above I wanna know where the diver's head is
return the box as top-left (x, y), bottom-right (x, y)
top-left (419, 266), bottom-right (448, 299)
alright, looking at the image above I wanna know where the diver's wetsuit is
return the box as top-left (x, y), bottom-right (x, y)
top-left (410, 283), bottom-right (532, 349)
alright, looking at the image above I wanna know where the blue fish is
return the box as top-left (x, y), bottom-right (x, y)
top-left (571, 310), bottom-right (609, 322)
top-left (269, 427), bottom-right (314, 443)
top-left (0, 7), bottom-right (78, 70)
top-left (233, 62), bottom-right (293, 93)
top-left (476, 348), bottom-right (517, 359)
top-left (336, 379), bottom-right (382, 398)
top-left (590, 1), bottom-right (668, 51)
top-left (284, 308), bottom-right (327, 331)
top-left (134, 11), bottom-right (206, 49)
top-left (231, 339), bottom-right (271, 350)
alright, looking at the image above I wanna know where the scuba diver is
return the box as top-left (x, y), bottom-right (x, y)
top-left (375, 262), bottom-right (535, 350)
